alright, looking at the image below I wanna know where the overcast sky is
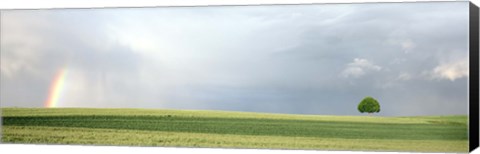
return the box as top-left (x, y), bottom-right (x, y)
top-left (0, 2), bottom-right (470, 116)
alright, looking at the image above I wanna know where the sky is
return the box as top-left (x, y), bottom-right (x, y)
top-left (0, 2), bottom-right (470, 116)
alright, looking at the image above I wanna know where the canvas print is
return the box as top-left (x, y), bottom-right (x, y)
top-left (0, 1), bottom-right (473, 153)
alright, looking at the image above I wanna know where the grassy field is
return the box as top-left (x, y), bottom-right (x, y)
top-left (0, 108), bottom-right (468, 152)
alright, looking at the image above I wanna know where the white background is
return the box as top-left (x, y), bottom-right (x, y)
top-left (0, 0), bottom-right (479, 154)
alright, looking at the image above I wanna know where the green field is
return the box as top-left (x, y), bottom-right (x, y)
top-left (0, 108), bottom-right (468, 152)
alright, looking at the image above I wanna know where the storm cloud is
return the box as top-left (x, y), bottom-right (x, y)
top-left (0, 2), bottom-right (469, 116)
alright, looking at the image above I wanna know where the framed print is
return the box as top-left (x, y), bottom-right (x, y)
top-left (1, 1), bottom-right (479, 153)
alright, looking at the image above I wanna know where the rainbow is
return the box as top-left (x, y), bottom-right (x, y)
top-left (45, 68), bottom-right (68, 108)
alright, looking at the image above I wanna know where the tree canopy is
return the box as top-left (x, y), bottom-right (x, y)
top-left (357, 96), bottom-right (380, 114)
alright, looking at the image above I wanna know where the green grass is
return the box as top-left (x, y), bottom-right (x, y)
top-left (0, 108), bottom-right (468, 152)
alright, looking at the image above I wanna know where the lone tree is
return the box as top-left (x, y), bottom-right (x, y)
top-left (357, 96), bottom-right (380, 114)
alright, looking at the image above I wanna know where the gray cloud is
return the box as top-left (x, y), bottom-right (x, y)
top-left (341, 58), bottom-right (382, 78)
top-left (0, 2), bottom-right (470, 116)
